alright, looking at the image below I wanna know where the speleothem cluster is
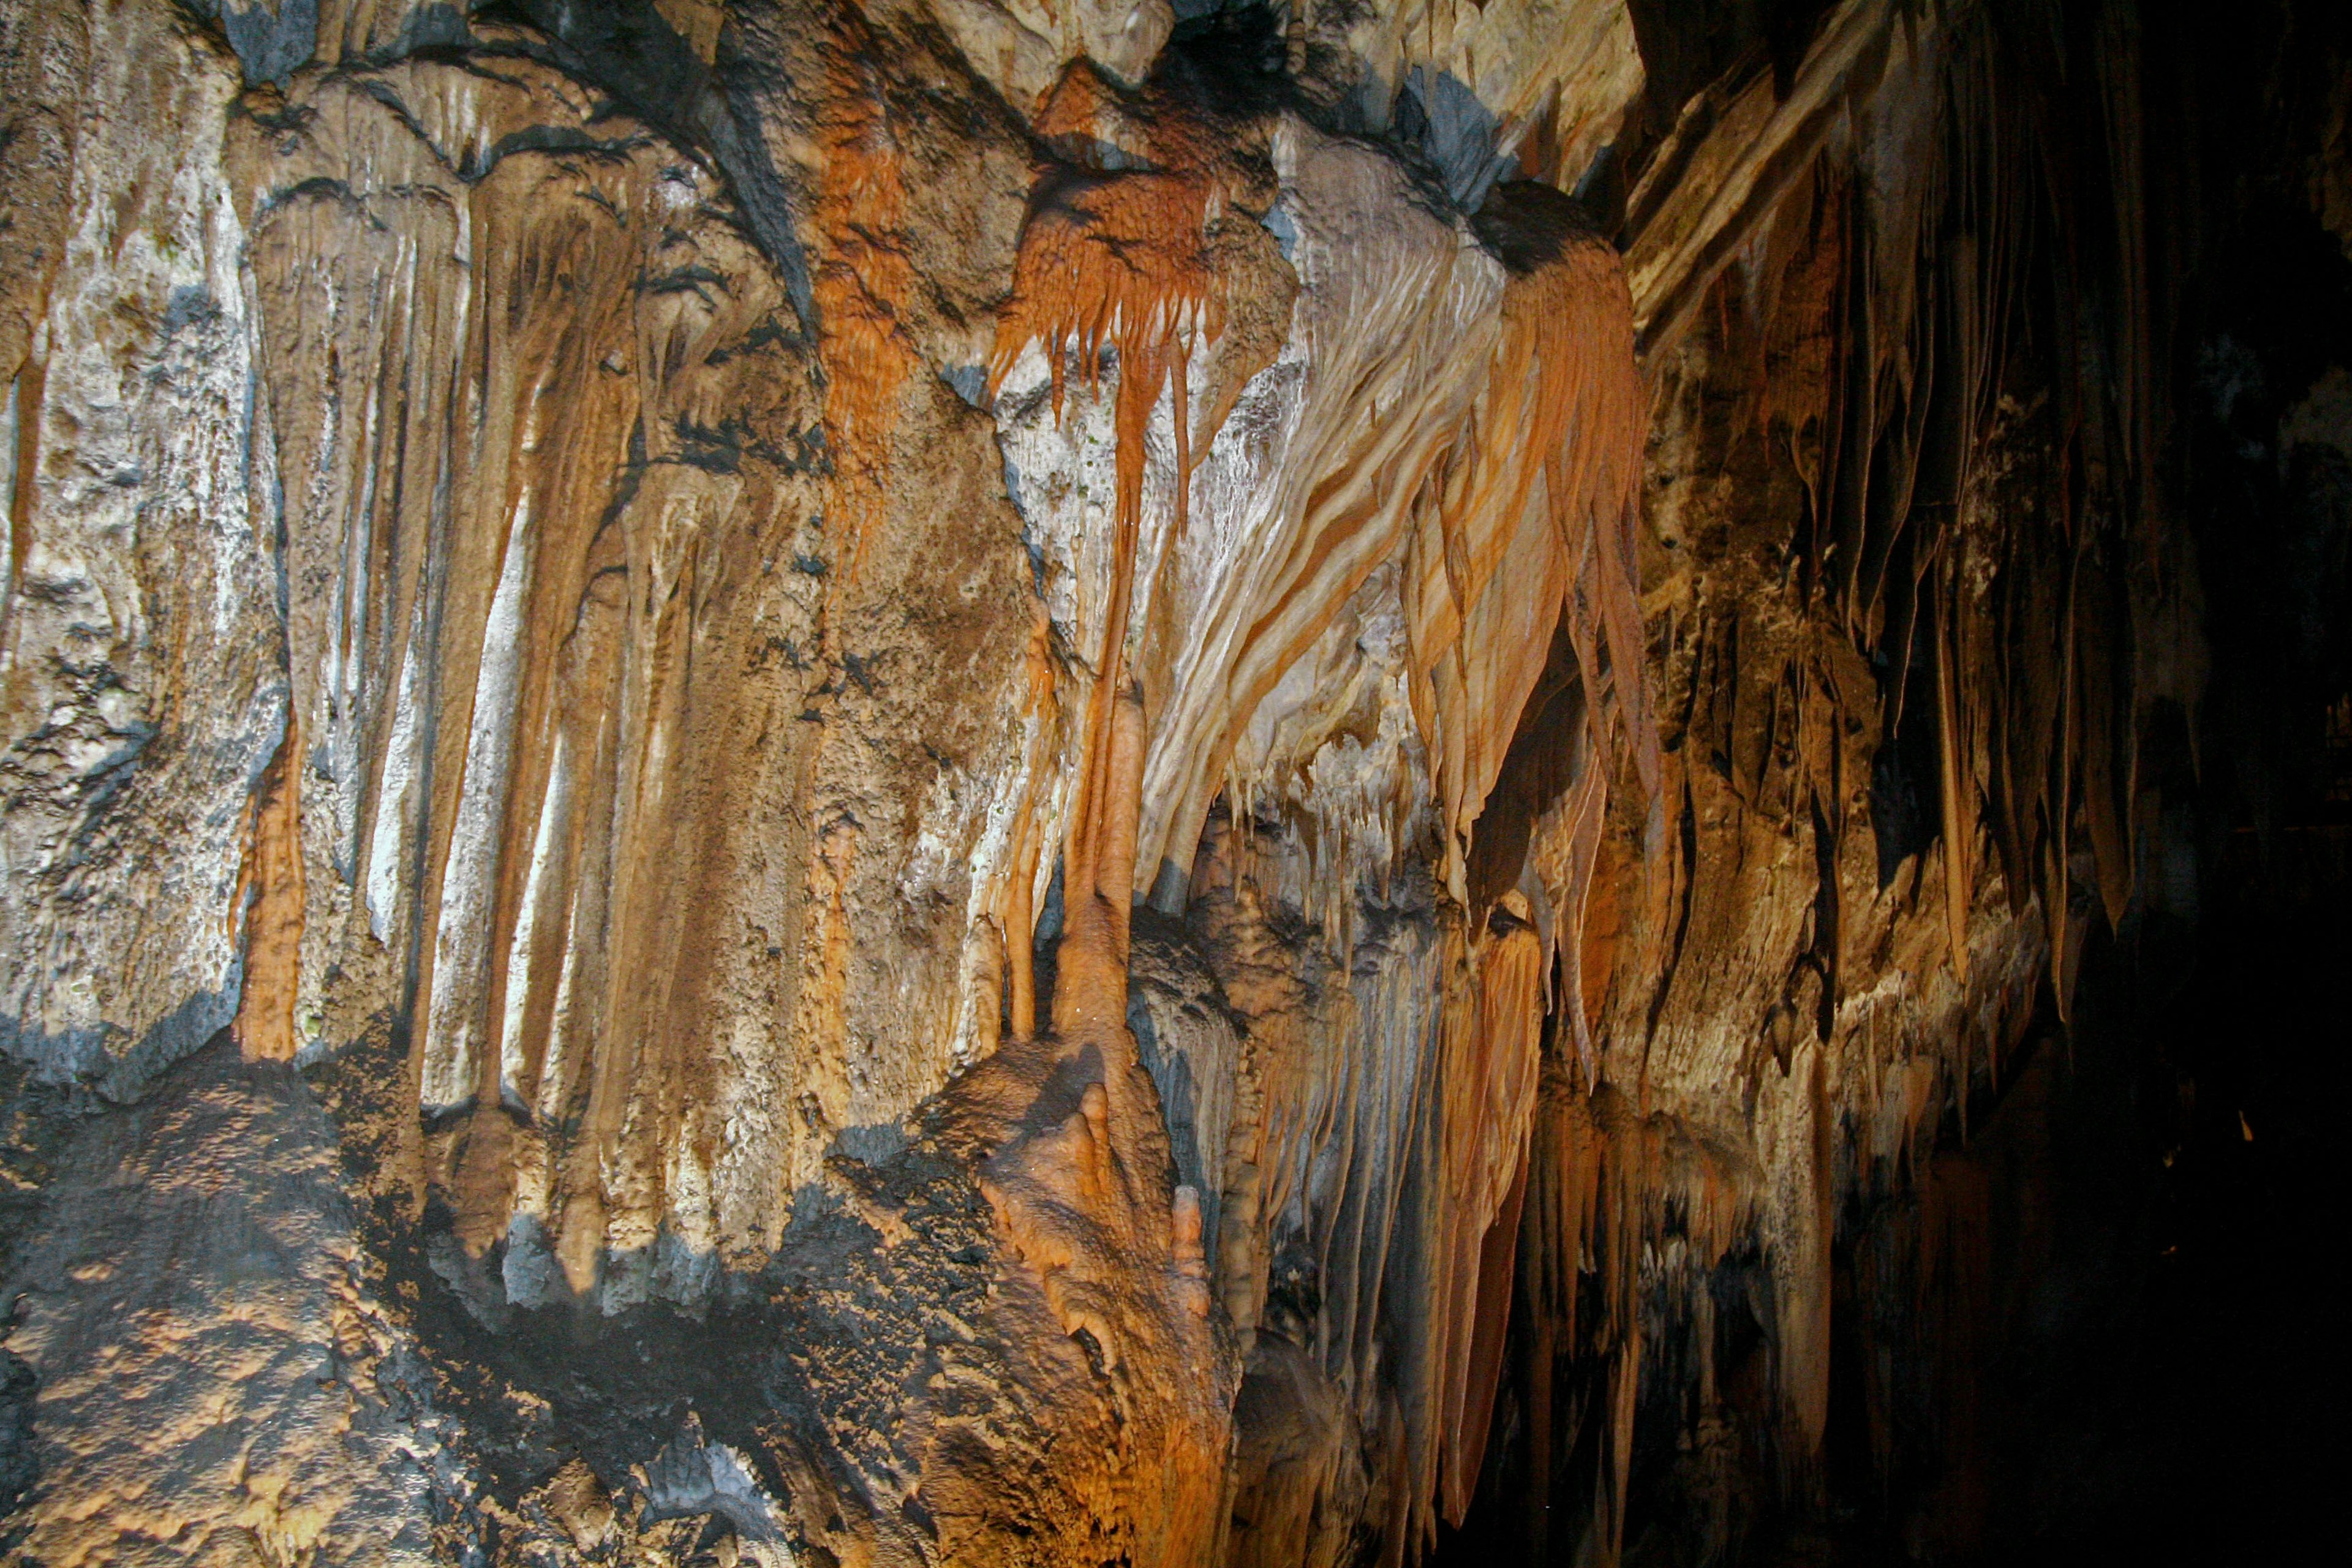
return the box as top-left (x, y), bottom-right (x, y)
top-left (2, 0), bottom-right (2344, 1564)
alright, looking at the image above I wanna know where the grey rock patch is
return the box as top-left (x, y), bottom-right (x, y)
top-left (0, 1038), bottom-right (457, 1564)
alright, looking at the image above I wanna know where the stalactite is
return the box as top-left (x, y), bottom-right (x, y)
top-left (981, 81), bottom-right (1661, 1555)
top-left (987, 63), bottom-right (1238, 1024)
top-left (989, 168), bottom-right (1219, 604)
top-left (940, 69), bottom-right (1260, 1567)
top-left (232, 715), bottom-right (305, 1063)
top-left (1429, 903), bottom-right (1545, 1523)
top-left (1415, 186), bottom-right (1656, 905)
top-left (1936, 567), bottom-right (1977, 982)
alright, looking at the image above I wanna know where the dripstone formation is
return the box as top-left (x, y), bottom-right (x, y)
top-left (2, 1), bottom-right (2345, 1564)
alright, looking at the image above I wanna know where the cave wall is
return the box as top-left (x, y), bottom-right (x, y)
top-left (0, 0), bottom-right (2341, 1564)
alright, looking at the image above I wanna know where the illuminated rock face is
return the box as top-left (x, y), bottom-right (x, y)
top-left (0, 1), bottom-right (2343, 1564)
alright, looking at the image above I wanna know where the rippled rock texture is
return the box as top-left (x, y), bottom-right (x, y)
top-left (2, 0), bottom-right (2345, 1564)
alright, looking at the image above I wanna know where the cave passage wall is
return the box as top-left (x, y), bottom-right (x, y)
top-left (0, 0), bottom-right (2343, 1563)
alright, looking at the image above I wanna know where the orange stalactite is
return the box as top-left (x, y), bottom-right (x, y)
top-left (1385, 220), bottom-right (1654, 1536)
top-left (959, 88), bottom-right (1249, 1566)
top-left (990, 87), bottom-right (1232, 1002)
top-left (1937, 549), bottom-right (1976, 983)
top-left (989, 167), bottom-right (1223, 574)
top-left (1055, 687), bottom-right (1151, 1038)
top-left (1404, 197), bottom-right (1656, 1034)
top-left (1423, 210), bottom-right (1655, 831)
top-left (981, 101), bottom-right (1676, 1562)
top-left (1430, 903), bottom-right (1547, 1525)
top-left (1000, 615), bottom-right (1060, 1043)
top-left (813, 12), bottom-right (919, 587)
top-left (232, 715), bottom-right (305, 1063)
top-left (1531, 242), bottom-right (1656, 807)
top-left (1515, 1071), bottom-right (1755, 1563)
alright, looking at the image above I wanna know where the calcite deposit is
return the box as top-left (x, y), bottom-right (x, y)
top-left (2, 0), bottom-right (2345, 1563)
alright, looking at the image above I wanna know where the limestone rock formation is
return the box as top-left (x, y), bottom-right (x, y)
top-left (2, 0), bottom-right (2345, 1564)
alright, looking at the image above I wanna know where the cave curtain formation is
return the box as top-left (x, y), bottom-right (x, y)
top-left (0, 0), bottom-right (2345, 1564)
